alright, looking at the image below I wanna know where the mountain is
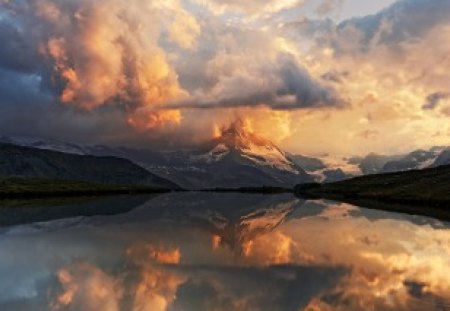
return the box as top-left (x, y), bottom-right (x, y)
top-left (0, 135), bottom-right (86, 155)
top-left (358, 153), bottom-right (402, 175)
top-left (432, 149), bottom-right (450, 167)
top-left (288, 154), bottom-right (327, 172)
top-left (0, 143), bottom-right (179, 189)
top-left (287, 151), bottom-right (433, 183)
top-left (88, 121), bottom-right (313, 189)
top-left (1, 122), bottom-right (313, 189)
top-left (288, 147), bottom-right (449, 182)
top-left (173, 121), bottom-right (314, 188)
top-left (4, 130), bottom-right (447, 188)
top-left (380, 147), bottom-right (448, 173)
top-left (288, 153), bottom-right (358, 183)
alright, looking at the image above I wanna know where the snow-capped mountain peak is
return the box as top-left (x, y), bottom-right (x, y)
top-left (199, 120), bottom-right (300, 174)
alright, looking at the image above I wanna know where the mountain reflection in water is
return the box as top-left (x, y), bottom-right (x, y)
top-left (0, 192), bottom-right (450, 311)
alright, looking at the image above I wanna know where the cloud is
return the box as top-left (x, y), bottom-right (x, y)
top-left (2, 0), bottom-right (450, 154)
top-left (165, 25), bottom-right (346, 111)
top-left (422, 92), bottom-right (450, 110)
top-left (319, 0), bottom-right (450, 59)
top-left (1, 0), bottom-right (198, 129)
top-left (0, 0), bottom-right (344, 144)
top-left (191, 0), bottom-right (306, 17)
top-left (321, 70), bottom-right (349, 83)
top-left (315, 0), bottom-right (345, 16)
top-left (0, 20), bottom-right (39, 73)
top-left (277, 0), bottom-right (450, 154)
top-left (51, 263), bottom-right (121, 311)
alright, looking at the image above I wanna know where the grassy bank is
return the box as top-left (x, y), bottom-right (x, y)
top-left (295, 165), bottom-right (450, 207)
top-left (0, 178), bottom-right (172, 199)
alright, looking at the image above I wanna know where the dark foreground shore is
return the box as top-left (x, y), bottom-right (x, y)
top-left (295, 164), bottom-right (450, 219)
top-left (0, 178), bottom-right (171, 199)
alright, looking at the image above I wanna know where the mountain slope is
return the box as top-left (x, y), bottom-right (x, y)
top-left (431, 149), bottom-right (450, 167)
top-left (359, 153), bottom-right (402, 175)
top-left (381, 147), bottom-right (448, 173)
top-left (0, 143), bottom-right (179, 189)
top-left (288, 153), bottom-right (359, 183)
top-left (165, 120), bottom-right (313, 189)
top-left (288, 154), bottom-right (327, 172)
top-left (0, 135), bottom-right (86, 155)
top-left (1, 123), bottom-right (313, 189)
top-left (87, 121), bottom-right (313, 189)
top-left (198, 120), bottom-right (310, 173)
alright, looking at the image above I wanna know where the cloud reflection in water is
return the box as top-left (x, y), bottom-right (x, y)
top-left (0, 193), bottom-right (449, 310)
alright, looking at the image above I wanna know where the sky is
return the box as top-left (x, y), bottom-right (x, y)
top-left (0, 0), bottom-right (449, 156)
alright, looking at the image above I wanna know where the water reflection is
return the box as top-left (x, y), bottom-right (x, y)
top-left (0, 193), bottom-right (450, 310)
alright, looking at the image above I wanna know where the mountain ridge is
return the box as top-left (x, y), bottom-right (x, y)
top-left (2, 131), bottom-right (449, 188)
top-left (0, 123), bottom-right (314, 189)
top-left (0, 143), bottom-right (179, 189)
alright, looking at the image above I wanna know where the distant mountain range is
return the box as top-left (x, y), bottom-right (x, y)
top-left (86, 120), bottom-right (314, 189)
top-left (288, 146), bottom-right (450, 182)
top-left (0, 122), bottom-right (312, 189)
top-left (1, 128), bottom-right (449, 189)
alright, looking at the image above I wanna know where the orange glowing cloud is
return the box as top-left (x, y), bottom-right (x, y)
top-left (51, 242), bottom-right (185, 311)
top-left (127, 242), bottom-right (185, 311)
top-left (128, 109), bottom-right (182, 130)
top-left (206, 108), bottom-right (293, 145)
top-left (126, 241), bottom-right (181, 265)
top-left (241, 232), bottom-right (297, 265)
top-left (51, 262), bottom-right (122, 311)
top-left (32, 0), bottom-right (195, 130)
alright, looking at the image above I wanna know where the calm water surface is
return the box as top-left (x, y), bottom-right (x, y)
top-left (0, 193), bottom-right (449, 311)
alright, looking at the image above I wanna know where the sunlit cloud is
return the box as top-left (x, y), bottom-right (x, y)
top-left (0, 0), bottom-right (449, 154)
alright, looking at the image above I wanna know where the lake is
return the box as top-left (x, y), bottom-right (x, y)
top-left (0, 192), bottom-right (449, 311)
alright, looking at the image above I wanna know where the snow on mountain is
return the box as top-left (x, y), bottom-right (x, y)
top-left (289, 153), bottom-right (361, 183)
top-left (432, 149), bottom-right (450, 167)
top-left (4, 129), bottom-right (448, 188)
top-left (381, 147), bottom-right (449, 173)
top-left (292, 146), bottom-right (450, 182)
top-left (196, 120), bottom-right (301, 174)
top-left (0, 120), bottom-right (313, 189)
top-left (358, 153), bottom-right (402, 175)
top-left (195, 143), bottom-right (230, 163)
top-left (164, 120), bottom-right (314, 188)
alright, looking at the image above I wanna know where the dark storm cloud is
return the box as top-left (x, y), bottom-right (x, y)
top-left (276, 55), bottom-right (345, 109)
top-left (0, 20), bottom-right (39, 73)
top-left (321, 70), bottom-right (349, 83)
top-left (333, 0), bottom-right (450, 54)
top-left (0, 65), bottom-right (132, 145)
top-left (0, 0), bottom-right (347, 147)
top-left (1, 0), bottom-right (449, 148)
top-left (285, 0), bottom-right (450, 56)
top-left (0, 69), bottom-right (51, 106)
top-left (422, 92), bottom-right (450, 110)
top-left (164, 54), bottom-right (346, 110)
